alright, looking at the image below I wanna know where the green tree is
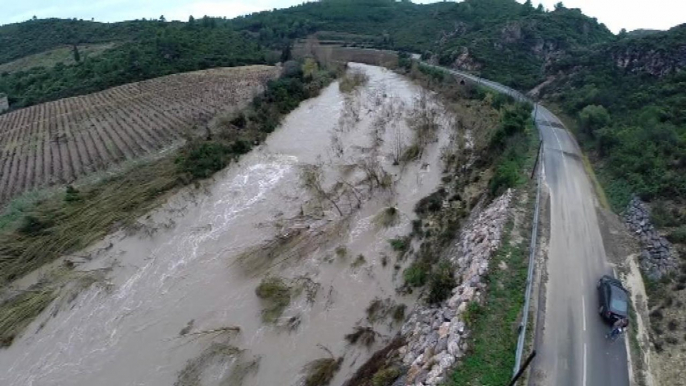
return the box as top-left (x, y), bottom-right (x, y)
top-left (554, 2), bottom-right (565, 10)
top-left (72, 45), bottom-right (81, 63)
top-left (301, 58), bottom-right (318, 80)
top-left (578, 105), bottom-right (610, 137)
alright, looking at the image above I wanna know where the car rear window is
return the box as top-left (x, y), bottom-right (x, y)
top-left (611, 298), bottom-right (628, 313)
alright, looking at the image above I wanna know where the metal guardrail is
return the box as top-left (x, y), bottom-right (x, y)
top-left (421, 62), bottom-right (543, 379)
top-left (514, 129), bottom-right (542, 375)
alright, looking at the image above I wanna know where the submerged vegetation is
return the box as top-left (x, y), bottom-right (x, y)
top-left (255, 276), bottom-right (292, 323)
top-left (303, 347), bottom-right (343, 386)
top-left (339, 70), bottom-right (370, 93)
top-left (0, 288), bottom-right (55, 347)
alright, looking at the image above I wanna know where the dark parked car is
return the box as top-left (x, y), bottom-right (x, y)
top-left (597, 275), bottom-right (629, 324)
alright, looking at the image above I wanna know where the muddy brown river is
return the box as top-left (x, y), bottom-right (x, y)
top-left (0, 64), bottom-right (457, 386)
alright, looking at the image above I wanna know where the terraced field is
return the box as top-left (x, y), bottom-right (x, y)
top-left (0, 65), bottom-right (278, 206)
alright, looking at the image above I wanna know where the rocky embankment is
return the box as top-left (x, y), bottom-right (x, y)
top-left (395, 190), bottom-right (512, 386)
top-left (624, 196), bottom-right (678, 280)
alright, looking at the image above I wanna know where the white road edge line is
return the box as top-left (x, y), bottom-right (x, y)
top-left (583, 343), bottom-right (588, 386)
top-left (582, 296), bottom-right (587, 332)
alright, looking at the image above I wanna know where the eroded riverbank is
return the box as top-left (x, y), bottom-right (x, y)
top-left (0, 64), bottom-right (462, 386)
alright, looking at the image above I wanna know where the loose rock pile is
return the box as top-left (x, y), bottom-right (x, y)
top-left (624, 196), bottom-right (678, 280)
top-left (396, 190), bottom-right (512, 386)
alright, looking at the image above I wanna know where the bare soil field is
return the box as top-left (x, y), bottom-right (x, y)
top-left (0, 65), bottom-right (279, 206)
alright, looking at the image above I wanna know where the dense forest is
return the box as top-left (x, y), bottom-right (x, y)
top-left (1, 0), bottom-right (685, 212)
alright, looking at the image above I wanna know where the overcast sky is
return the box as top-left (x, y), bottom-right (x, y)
top-left (1, 0), bottom-right (684, 33)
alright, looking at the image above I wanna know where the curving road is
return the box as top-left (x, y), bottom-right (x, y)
top-left (426, 63), bottom-right (630, 386)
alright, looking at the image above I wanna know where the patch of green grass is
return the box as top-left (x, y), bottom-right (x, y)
top-left (448, 219), bottom-right (529, 386)
top-left (255, 277), bottom-right (291, 323)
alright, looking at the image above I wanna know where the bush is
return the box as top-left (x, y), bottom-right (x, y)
top-left (489, 159), bottom-right (521, 196)
top-left (339, 70), bottom-right (369, 93)
top-left (427, 260), bottom-right (456, 304)
top-left (388, 237), bottom-right (409, 252)
top-left (578, 104), bottom-right (611, 137)
top-left (415, 188), bottom-right (446, 215)
top-left (176, 141), bottom-right (233, 180)
top-left (255, 277), bottom-right (291, 323)
top-left (404, 262), bottom-right (428, 287)
top-left (667, 226), bottom-right (686, 244)
top-left (463, 301), bottom-right (482, 325)
top-left (64, 185), bottom-right (81, 202)
top-left (372, 367), bottom-right (401, 386)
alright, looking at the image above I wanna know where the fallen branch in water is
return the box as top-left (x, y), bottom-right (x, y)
top-left (179, 326), bottom-right (241, 337)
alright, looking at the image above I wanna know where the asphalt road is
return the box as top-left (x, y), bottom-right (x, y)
top-left (534, 105), bottom-right (628, 386)
top-left (428, 64), bottom-right (630, 386)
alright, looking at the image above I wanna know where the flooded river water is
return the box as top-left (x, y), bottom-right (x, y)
top-left (0, 64), bottom-right (457, 386)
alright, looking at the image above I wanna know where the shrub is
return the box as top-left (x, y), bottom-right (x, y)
top-left (392, 304), bottom-right (406, 322)
top-left (388, 237), bottom-right (409, 252)
top-left (463, 301), bottom-right (482, 325)
top-left (303, 357), bottom-right (343, 386)
top-left (415, 188), bottom-right (446, 215)
top-left (667, 226), bottom-right (686, 244)
top-left (345, 326), bottom-right (377, 347)
top-left (339, 70), bottom-right (369, 93)
top-left (489, 159), bottom-right (521, 196)
top-left (404, 262), bottom-right (428, 287)
top-left (255, 277), bottom-right (291, 323)
top-left (372, 367), bottom-right (401, 386)
top-left (427, 260), bottom-right (456, 304)
top-left (176, 141), bottom-right (233, 179)
top-left (64, 185), bottom-right (81, 202)
top-left (18, 214), bottom-right (53, 235)
top-left (578, 104), bottom-right (611, 137)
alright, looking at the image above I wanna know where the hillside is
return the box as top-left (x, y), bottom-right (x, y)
top-left (229, 0), bottom-right (614, 89)
top-left (0, 0), bottom-right (613, 110)
top-left (0, 19), bottom-right (269, 109)
top-left (539, 24), bottom-right (686, 208)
